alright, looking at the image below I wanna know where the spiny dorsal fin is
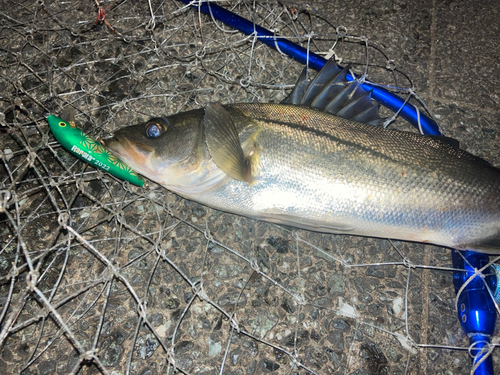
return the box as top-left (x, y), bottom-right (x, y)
top-left (282, 59), bottom-right (384, 126)
top-left (429, 135), bottom-right (460, 149)
top-left (203, 103), bottom-right (252, 183)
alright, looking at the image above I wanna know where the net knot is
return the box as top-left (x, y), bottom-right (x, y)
top-left (8, 263), bottom-right (19, 280)
top-left (386, 59), bottom-right (396, 70)
top-left (203, 229), bottom-right (214, 242)
top-left (289, 353), bottom-right (301, 370)
top-left (475, 267), bottom-right (486, 280)
top-left (0, 190), bottom-right (11, 213)
top-left (402, 258), bottom-right (416, 269)
top-left (214, 84), bottom-right (225, 94)
top-left (146, 17), bottom-right (156, 31)
top-left (193, 283), bottom-right (209, 302)
top-left (115, 210), bottom-right (126, 224)
top-left (291, 231), bottom-right (300, 241)
top-left (356, 73), bottom-right (368, 84)
top-left (336, 26), bottom-right (348, 36)
top-left (229, 313), bottom-right (240, 333)
top-left (137, 300), bottom-right (148, 320)
top-left (80, 349), bottom-right (96, 362)
top-left (58, 212), bottom-right (70, 229)
top-left (26, 270), bottom-right (39, 291)
top-left (109, 261), bottom-right (121, 279)
top-left (75, 178), bottom-right (85, 192)
top-left (294, 293), bottom-right (306, 306)
top-left (250, 260), bottom-right (260, 273)
top-left (404, 335), bottom-right (418, 351)
top-left (166, 347), bottom-right (176, 368)
top-left (469, 339), bottom-right (494, 357)
top-left (469, 339), bottom-right (495, 372)
top-left (195, 47), bottom-right (206, 59)
top-left (239, 76), bottom-right (252, 88)
top-left (122, 181), bottom-right (132, 192)
top-left (27, 151), bottom-right (36, 168)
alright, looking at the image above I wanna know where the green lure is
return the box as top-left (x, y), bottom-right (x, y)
top-left (47, 114), bottom-right (144, 187)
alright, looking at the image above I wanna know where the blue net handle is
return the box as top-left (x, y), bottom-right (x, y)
top-left (177, 0), bottom-right (441, 135)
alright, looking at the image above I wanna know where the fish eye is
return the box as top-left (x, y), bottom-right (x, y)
top-left (145, 118), bottom-right (168, 138)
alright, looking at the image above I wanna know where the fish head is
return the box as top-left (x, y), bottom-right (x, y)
top-left (104, 108), bottom-right (209, 188)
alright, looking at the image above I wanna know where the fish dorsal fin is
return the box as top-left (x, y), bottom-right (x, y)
top-left (428, 135), bottom-right (494, 167)
top-left (203, 103), bottom-right (252, 183)
top-left (281, 59), bottom-right (384, 126)
top-left (429, 135), bottom-right (460, 149)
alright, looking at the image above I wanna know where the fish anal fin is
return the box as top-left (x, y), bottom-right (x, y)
top-left (458, 234), bottom-right (500, 255)
top-left (203, 103), bottom-right (252, 183)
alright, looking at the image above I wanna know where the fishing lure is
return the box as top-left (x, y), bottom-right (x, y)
top-left (47, 114), bottom-right (144, 187)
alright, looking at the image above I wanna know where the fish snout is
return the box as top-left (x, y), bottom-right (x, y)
top-left (103, 133), bottom-right (156, 167)
top-left (103, 134), bottom-right (129, 158)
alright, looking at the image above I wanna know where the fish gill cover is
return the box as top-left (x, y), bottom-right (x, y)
top-left (0, 1), bottom-right (499, 374)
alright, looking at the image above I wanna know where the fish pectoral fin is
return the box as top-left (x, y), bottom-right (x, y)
top-left (203, 103), bottom-right (252, 183)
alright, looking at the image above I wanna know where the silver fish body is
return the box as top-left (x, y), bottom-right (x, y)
top-left (105, 102), bottom-right (500, 253)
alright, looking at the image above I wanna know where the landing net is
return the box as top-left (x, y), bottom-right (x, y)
top-left (0, 1), bottom-right (497, 374)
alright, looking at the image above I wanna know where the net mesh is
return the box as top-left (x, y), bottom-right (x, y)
top-left (0, 0), bottom-right (498, 374)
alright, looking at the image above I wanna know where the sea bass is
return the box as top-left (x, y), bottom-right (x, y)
top-left (104, 60), bottom-right (500, 253)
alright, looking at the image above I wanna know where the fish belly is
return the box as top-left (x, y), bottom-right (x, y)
top-left (184, 104), bottom-right (500, 252)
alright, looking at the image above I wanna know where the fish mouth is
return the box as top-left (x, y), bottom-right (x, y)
top-left (103, 134), bottom-right (155, 166)
top-left (103, 135), bottom-right (117, 146)
top-left (103, 135), bottom-right (125, 156)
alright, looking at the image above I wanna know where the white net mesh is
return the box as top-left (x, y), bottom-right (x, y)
top-left (0, 1), bottom-right (498, 374)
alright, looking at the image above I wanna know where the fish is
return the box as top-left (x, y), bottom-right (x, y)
top-left (104, 59), bottom-right (500, 254)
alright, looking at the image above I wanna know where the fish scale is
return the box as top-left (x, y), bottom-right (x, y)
top-left (104, 69), bottom-right (500, 254)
